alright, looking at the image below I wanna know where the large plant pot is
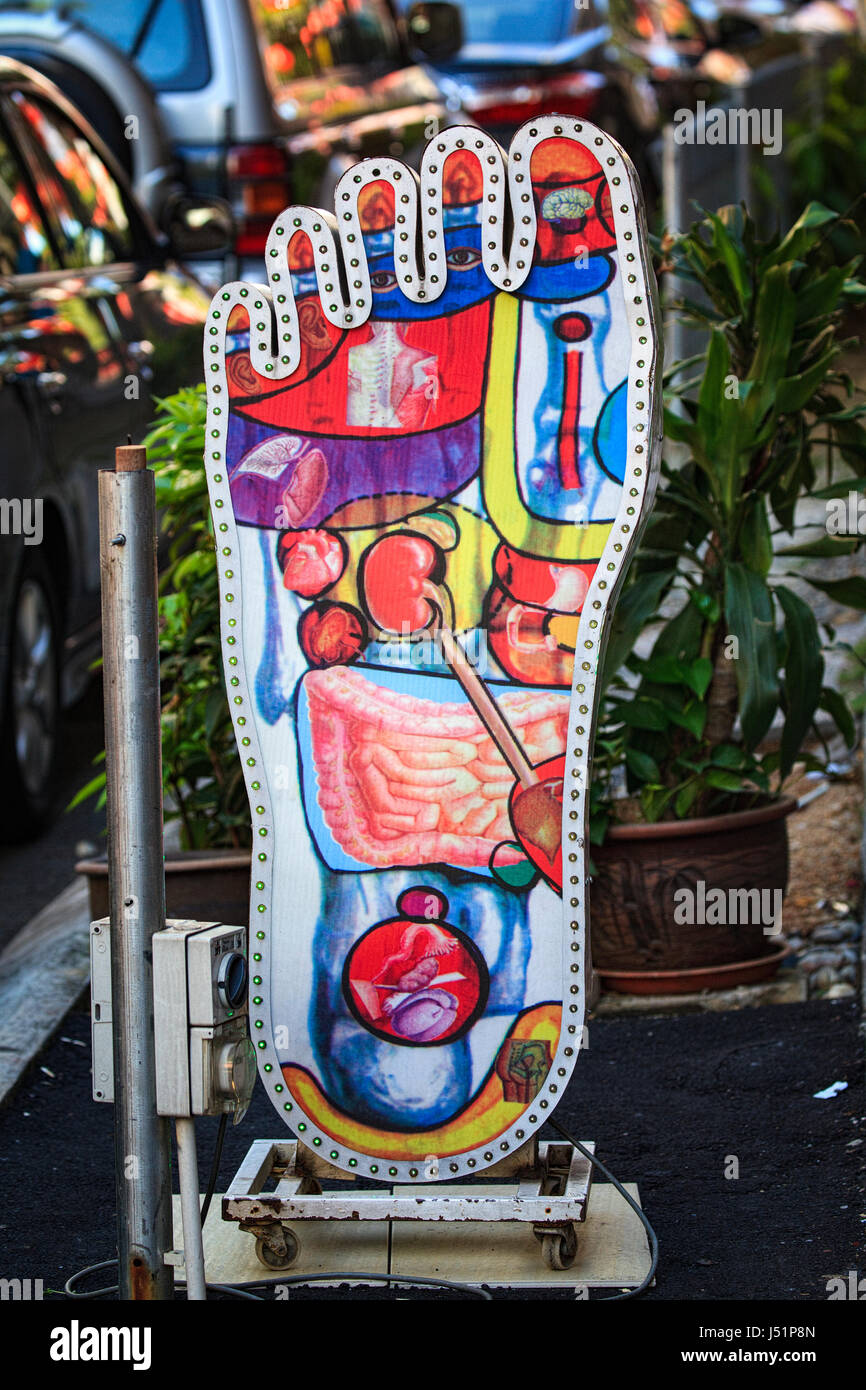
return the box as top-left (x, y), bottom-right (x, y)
top-left (590, 798), bottom-right (796, 976)
top-left (76, 849), bottom-right (252, 926)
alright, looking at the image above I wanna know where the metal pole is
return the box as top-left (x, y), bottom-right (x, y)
top-left (99, 444), bottom-right (173, 1300)
top-left (175, 1119), bottom-right (207, 1300)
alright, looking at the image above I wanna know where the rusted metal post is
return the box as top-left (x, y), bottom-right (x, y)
top-left (99, 443), bottom-right (173, 1300)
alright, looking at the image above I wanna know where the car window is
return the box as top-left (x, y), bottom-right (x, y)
top-left (457, 0), bottom-right (578, 46)
top-left (0, 122), bottom-right (58, 275)
top-left (46, 0), bottom-right (211, 93)
top-left (6, 91), bottom-right (135, 268)
top-left (135, 0), bottom-right (210, 89)
top-left (250, 0), bottom-right (401, 90)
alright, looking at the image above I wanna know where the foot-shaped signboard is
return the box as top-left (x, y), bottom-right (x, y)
top-left (204, 116), bottom-right (661, 1180)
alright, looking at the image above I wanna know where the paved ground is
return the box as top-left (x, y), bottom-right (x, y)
top-left (0, 684), bottom-right (105, 956)
top-left (1, 995), bottom-right (862, 1302)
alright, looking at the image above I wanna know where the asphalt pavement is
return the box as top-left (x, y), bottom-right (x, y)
top-left (1, 993), bottom-right (862, 1302)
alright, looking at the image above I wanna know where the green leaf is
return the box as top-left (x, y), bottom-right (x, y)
top-left (626, 748), bottom-right (661, 783)
top-left (690, 589), bottom-right (721, 622)
top-left (775, 536), bottom-right (859, 558)
top-left (712, 744), bottom-right (747, 769)
top-left (675, 781), bottom-right (702, 817)
top-left (739, 496), bottom-right (773, 576)
top-left (763, 201), bottom-right (837, 268)
top-left (652, 598), bottom-right (705, 663)
top-left (818, 686), bottom-right (856, 748)
top-left (663, 406), bottom-right (700, 447)
top-left (809, 476), bottom-right (866, 501)
top-left (775, 586), bottom-right (824, 780)
top-left (66, 770), bottom-right (107, 811)
top-left (793, 265), bottom-right (848, 324)
top-left (611, 698), bottom-right (671, 731)
top-left (704, 768), bottom-right (747, 792)
top-left (667, 700), bottom-right (707, 739)
top-left (725, 562), bottom-right (778, 749)
top-left (775, 346), bottom-right (839, 415)
top-left (637, 654), bottom-right (688, 685)
top-left (685, 657), bottom-right (713, 699)
top-left (696, 329), bottom-right (740, 505)
top-left (707, 208), bottom-right (749, 307)
top-left (806, 575), bottom-right (866, 609)
top-left (600, 568), bottom-right (672, 688)
top-left (639, 783), bottom-right (677, 823)
top-left (752, 265), bottom-right (797, 363)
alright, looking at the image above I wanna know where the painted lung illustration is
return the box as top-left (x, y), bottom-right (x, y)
top-left (204, 117), bottom-right (661, 1180)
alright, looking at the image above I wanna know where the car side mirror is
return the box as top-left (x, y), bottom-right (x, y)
top-left (162, 194), bottom-right (234, 256)
top-left (405, 2), bottom-right (464, 61)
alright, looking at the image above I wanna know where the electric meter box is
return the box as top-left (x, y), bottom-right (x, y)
top-left (90, 918), bottom-right (252, 1120)
top-left (152, 920), bottom-right (249, 1118)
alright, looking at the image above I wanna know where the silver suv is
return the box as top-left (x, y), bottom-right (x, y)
top-left (0, 0), bottom-right (466, 281)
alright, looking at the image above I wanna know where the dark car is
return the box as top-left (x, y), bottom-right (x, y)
top-left (0, 57), bottom-right (218, 838)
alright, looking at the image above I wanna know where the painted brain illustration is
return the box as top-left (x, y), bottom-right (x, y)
top-left (204, 117), bottom-right (660, 1177)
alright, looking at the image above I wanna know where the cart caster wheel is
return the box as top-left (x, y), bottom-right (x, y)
top-left (541, 1226), bottom-right (578, 1271)
top-left (255, 1228), bottom-right (299, 1270)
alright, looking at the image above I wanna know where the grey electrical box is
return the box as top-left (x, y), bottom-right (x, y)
top-left (153, 920), bottom-right (249, 1118)
top-left (90, 918), bottom-right (253, 1120)
top-left (90, 919), bottom-right (114, 1103)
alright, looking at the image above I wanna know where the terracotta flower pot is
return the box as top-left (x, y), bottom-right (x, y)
top-left (590, 797), bottom-right (796, 975)
top-left (76, 848), bottom-right (252, 926)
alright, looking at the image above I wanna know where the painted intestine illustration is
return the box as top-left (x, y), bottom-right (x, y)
top-left (204, 118), bottom-right (660, 1176)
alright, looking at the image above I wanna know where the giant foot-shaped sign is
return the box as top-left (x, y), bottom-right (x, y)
top-left (204, 117), bottom-right (661, 1180)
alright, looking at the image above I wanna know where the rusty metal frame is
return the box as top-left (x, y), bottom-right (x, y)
top-left (223, 1137), bottom-right (594, 1272)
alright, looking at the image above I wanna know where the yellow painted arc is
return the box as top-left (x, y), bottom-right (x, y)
top-left (282, 1003), bottom-right (561, 1160)
top-left (482, 293), bottom-right (614, 563)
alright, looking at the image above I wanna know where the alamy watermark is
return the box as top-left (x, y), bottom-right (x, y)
top-left (50, 1321), bottom-right (151, 1370)
top-left (673, 101), bottom-right (782, 157)
top-left (377, 622), bottom-right (489, 674)
top-left (826, 1270), bottom-right (866, 1299)
top-left (673, 879), bottom-right (782, 935)
top-left (825, 491), bottom-right (866, 535)
top-left (0, 497), bottom-right (42, 546)
top-left (0, 1276), bottom-right (43, 1300)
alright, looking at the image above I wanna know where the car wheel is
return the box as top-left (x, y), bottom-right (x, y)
top-left (0, 555), bottom-right (61, 841)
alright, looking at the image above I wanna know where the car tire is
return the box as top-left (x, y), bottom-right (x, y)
top-left (0, 553), bottom-right (62, 841)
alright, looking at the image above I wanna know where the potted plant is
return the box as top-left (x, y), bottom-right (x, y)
top-left (589, 201), bottom-right (866, 988)
top-left (74, 386), bottom-right (252, 923)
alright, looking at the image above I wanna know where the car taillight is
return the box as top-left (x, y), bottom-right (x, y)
top-left (466, 73), bottom-right (604, 130)
top-left (226, 143), bottom-right (292, 257)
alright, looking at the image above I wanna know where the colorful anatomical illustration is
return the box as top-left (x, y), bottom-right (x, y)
top-left (204, 116), bottom-right (660, 1177)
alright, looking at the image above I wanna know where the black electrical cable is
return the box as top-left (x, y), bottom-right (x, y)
top-left (62, 1261), bottom-right (490, 1301)
top-left (199, 1111), bottom-right (228, 1228)
top-left (549, 1116), bottom-right (659, 1301)
top-left (206, 1272), bottom-right (491, 1300)
top-left (63, 1261), bottom-right (119, 1300)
